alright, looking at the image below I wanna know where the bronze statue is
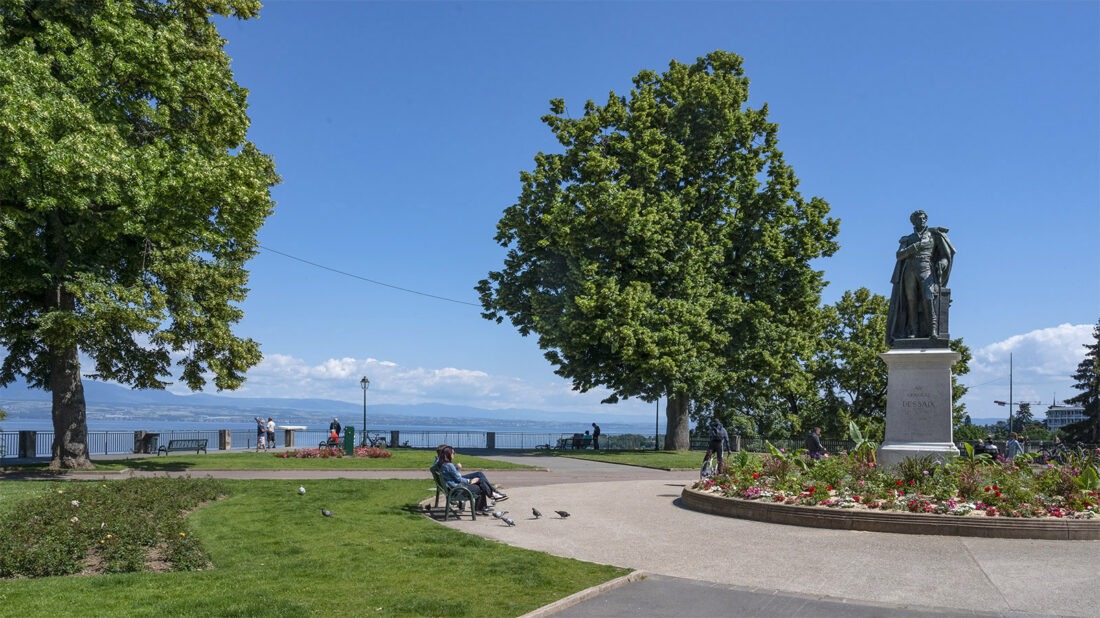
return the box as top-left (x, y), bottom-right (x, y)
top-left (887, 210), bottom-right (955, 346)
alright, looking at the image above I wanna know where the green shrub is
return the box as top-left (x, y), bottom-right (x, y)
top-left (0, 477), bottom-right (225, 578)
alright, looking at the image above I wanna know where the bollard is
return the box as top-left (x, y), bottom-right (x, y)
top-left (219, 429), bottom-right (232, 451)
top-left (390, 430), bottom-right (400, 449)
top-left (18, 431), bottom-right (36, 458)
top-left (486, 432), bottom-right (496, 450)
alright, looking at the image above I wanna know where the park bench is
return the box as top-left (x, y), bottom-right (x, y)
top-left (319, 438), bottom-right (341, 449)
top-left (157, 438), bottom-right (208, 456)
top-left (430, 468), bottom-right (477, 521)
top-left (555, 433), bottom-right (593, 450)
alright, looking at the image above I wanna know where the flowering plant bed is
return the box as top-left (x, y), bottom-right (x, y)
top-left (685, 444), bottom-right (1100, 539)
top-left (277, 446), bottom-right (392, 459)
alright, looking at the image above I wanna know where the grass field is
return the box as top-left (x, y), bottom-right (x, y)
top-left (552, 449), bottom-right (704, 470)
top-left (0, 478), bottom-right (628, 617)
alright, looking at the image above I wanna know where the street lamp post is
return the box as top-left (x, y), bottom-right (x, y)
top-left (992, 353), bottom-right (1040, 434)
top-left (360, 376), bottom-right (370, 447)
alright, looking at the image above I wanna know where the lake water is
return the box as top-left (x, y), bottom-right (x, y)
top-left (0, 417), bottom-right (663, 437)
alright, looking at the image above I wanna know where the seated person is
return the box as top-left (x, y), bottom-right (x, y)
top-left (326, 429), bottom-right (340, 446)
top-left (434, 445), bottom-right (507, 505)
top-left (435, 445), bottom-right (493, 513)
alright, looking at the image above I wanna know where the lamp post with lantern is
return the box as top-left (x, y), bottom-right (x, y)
top-left (360, 376), bottom-right (370, 447)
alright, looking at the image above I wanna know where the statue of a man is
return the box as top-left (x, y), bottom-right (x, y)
top-left (886, 210), bottom-right (955, 346)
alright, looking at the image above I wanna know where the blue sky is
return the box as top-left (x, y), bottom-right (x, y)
top-left (183, 1), bottom-right (1100, 424)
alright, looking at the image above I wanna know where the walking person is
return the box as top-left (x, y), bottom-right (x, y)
top-left (266, 417), bottom-right (276, 450)
top-left (591, 422), bottom-right (602, 450)
top-left (329, 417), bottom-right (341, 436)
top-left (806, 427), bottom-right (827, 460)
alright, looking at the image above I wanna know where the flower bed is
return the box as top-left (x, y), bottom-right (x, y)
top-left (684, 446), bottom-right (1100, 540)
top-left (276, 446), bottom-right (392, 459)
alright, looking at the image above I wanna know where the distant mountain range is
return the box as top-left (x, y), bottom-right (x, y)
top-left (0, 378), bottom-right (651, 430)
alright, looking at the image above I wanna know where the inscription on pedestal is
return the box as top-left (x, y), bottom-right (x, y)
top-left (901, 386), bottom-right (938, 441)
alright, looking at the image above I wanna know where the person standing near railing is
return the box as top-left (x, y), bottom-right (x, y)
top-left (254, 417), bottom-right (267, 450)
top-left (266, 417), bottom-right (276, 449)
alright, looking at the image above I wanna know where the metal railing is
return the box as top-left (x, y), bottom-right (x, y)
top-left (17, 429), bottom-right (1078, 460)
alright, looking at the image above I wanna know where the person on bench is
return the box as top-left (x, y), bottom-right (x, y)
top-left (432, 445), bottom-right (507, 503)
top-left (434, 446), bottom-right (504, 514)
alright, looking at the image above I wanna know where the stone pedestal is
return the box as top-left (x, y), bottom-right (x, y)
top-left (877, 347), bottom-right (961, 468)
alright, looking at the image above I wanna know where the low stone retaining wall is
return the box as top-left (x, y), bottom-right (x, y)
top-left (681, 487), bottom-right (1100, 541)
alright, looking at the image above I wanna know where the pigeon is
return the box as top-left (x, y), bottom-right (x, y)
top-left (555, 510), bottom-right (571, 519)
top-left (502, 517), bottom-right (516, 526)
top-left (298, 486), bottom-right (306, 495)
top-left (491, 510), bottom-right (508, 519)
top-left (532, 508), bottom-right (542, 519)
top-left (321, 508), bottom-right (334, 517)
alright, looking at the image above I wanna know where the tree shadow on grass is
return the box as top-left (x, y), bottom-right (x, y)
top-left (100, 458), bottom-right (198, 472)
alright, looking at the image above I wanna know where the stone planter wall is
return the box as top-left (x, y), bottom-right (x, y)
top-left (681, 487), bottom-right (1100, 541)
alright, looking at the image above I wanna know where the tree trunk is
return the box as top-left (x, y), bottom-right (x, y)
top-left (49, 343), bottom-right (93, 470)
top-left (664, 393), bottom-right (691, 450)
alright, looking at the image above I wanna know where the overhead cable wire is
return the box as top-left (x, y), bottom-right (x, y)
top-left (258, 245), bottom-right (481, 307)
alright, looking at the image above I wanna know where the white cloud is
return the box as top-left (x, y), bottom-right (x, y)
top-left (961, 323), bottom-right (1093, 419)
top-left (207, 352), bottom-right (652, 417)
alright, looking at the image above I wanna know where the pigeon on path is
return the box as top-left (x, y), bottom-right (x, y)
top-left (502, 517), bottom-right (516, 527)
top-left (492, 510), bottom-right (509, 519)
top-left (298, 486), bottom-right (306, 495)
top-left (321, 508), bottom-right (334, 517)
top-left (532, 508), bottom-right (542, 519)
top-left (555, 510), bottom-right (571, 519)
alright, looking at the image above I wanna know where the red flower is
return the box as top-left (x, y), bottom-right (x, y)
top-left (752, 473), bottom-right (759, 479)
top-left (896, 480), bottom-right (904, 486)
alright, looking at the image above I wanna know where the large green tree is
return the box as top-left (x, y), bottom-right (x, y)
top-left (477, 51), bottom-right (838, 449)
top-left (812, 288), bottom-right (889, 436)
top-left (1064, 319), bottom-right (1100, 443)
top-left (0, 0), bottom-right (277, 469)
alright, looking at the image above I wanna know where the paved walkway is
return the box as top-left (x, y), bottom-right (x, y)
top-left (7, 451), bottom-right (1099, 616)
top-left (441, 453), bottom-right (1098, 618)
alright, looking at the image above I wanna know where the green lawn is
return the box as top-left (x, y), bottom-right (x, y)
top-left (553, 449), bottom-right (705, 470)
top-left (14, 450), bottom-right (535, 473)
top-left (0, 478), bottom-right (628, 617)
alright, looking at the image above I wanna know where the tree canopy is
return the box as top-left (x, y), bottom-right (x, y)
top-left (0, 0), bottom-right (278, 468)
top-left (477, 51), bottom-right (839, 448)
top-left (1064, 319), bottom-right (1100, 443)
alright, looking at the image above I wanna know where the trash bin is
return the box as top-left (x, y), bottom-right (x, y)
top-left (142, 433), bottom-right (160, 454)
top-left (343, 427), bottom-right (355, 455)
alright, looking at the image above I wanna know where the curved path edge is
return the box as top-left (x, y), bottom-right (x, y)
top-left (681, 486), bottom-right (1100, 540)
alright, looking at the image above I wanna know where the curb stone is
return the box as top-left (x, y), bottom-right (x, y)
top-left (517, 571), bottom-right (649, 618)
